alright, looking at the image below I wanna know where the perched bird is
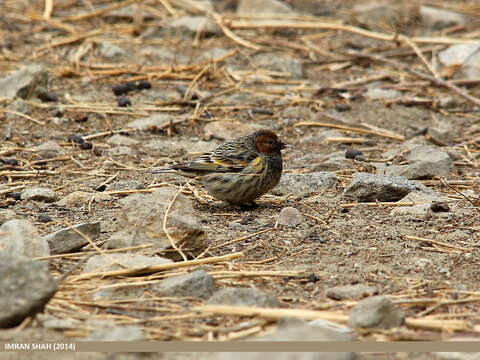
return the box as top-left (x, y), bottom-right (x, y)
top-left (153, 129), bottom-right (286, 207)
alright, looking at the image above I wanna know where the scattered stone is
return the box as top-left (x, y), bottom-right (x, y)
top-left (106, 134), bottom-right (139, 146)
top-left (207, 287), bottom-right (280, 308)
top-left (32, 140), bottom-right (65, 159)
top-left (351, 3), bottom-right (408, 32)
top-left (127, 113), bottom-right (177, 131)
top-left (437, 97), bottom-right (458, 110)
top-left (438, 43), bottom-right (480, 79)
top-left (252, 53), bottom-right (303, 79)
top-left (0, 252), bottom-right (57, 328)
top-left (171, 16), bottom-right (222, 36)
top-left (117, 96), bottom-right (131, 107)
top-left (37, 314), bottom-right (78, 330)
top-left (343, 172), bottom-right (432, 202)
top-left (0, 219), bottom-right (50, 257)
top-left (56, 191), bottom-right (112, 206)
top-left (345, 149), bottom-right (364, 160)
top-left (99, 40), bottom-right (126, 59)
top-left (428, 120), bottom-right (457, 144)
top-left (107, 188), bottom-right (207, 257)
top-left (38, 214), bottom-right (52, 223)
top-left (84, 321), bottom-right (146, 341)
top-left (203, 121), bottom-right (259, 141)
top-left (414, 258), bottom-right (433, 270)
top-left (20, 187), bottom-right (58, 203)
top-left (82, 253), bottom-right (172, 274)
top-left (6, 98), bottom-right (32, 121)
top-left (151, 270), bottom-right (216, 299)
top-left (107, 180), bottom-right (144, 191)
top-left (420, 5), bottom-right (467, 30)
top-left (308, 319), bottom-right (353, 335)
top-left (349, 296), bottom-right (404, 329)
top-left (0, 63), bottom-right (48, 100)
top-left (365, 87), bottom-right (401, 100)
top-left (44, 222), bottom-right (100, 255)
top-left (237, 0), bottom-right (293, 14)
top-left (378, 145), bottom-right (451, 179)
top-left (208, 322), bottom-right (353, 360)
top-left (275, 172), bottom-right (337, 196)
top-left (311, 151), bottom-right (354, 171)
top-left (275, 207), bottom-right (303, 227)
top-left (109, 146), bottom-right (136, 157)
top-left (391, 192), bottom-right (450, 217)
top-left (325, 284), bottom-right (378, 300)
top-left (0, 209), bottom-right (19, 225)
top-left (112, 81), bottom-right (136, 96)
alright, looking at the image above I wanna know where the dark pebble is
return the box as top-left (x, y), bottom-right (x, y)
top-left (335, 103), bottom-right (351, 112)
top-left (68, 134), bottom-right (85, 144)
top-left (94, 184), bottom-right (106, 192)
top-left (137, 80), bottom-right (151, 90)
top-left (345, 148), bottom-right (364, 159)
top-left (38, 92), bottom-right (58, 102)
top-left (38, 214), bottom-right (52, 223)
top-left (112, 82), bottom-right (136, 96)
top-left (73, 114), bottom-right (88, 123)
top-left (2, 158), bottom-right (19, 166)
top-left (80, 142), bottom-right (93, 150)
top-left (117, 96), bottom-right (131, 107)
top-left (8, 192), bottom-right (21, 200)
top-left (430, 201), bottom-right (450, 212)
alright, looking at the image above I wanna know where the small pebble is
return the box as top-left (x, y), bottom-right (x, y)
top-left (430, 201), bottom-right (450, 212)
top-left (117, 96), bottom-right (131, 107)
top-left (38, 92), bottom-right (58, 102)
top-left (38, 214), bottom-right (52, 223)
top-left (2, 158), bottom-right (19, 166)
top-left (80, 142), bottom-right (93, 150)
top-left (68, 134), bottom-right (85, 145)
top-left (345, 149), bottom-right (364, 159)
top-left (137, 80), bottom-right (151, 90)
top-left (112, 82), bottom-right (136, 96)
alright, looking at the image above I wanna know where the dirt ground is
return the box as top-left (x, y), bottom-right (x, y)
top-left (1, 0), bottom-right (480, 355)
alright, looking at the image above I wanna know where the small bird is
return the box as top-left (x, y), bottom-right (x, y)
top-left (153, 129), bottom-right (286, 207)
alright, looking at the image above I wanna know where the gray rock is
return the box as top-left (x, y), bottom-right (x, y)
top-left (428, 120), bottom-right (457, 144)
top-left (0, 209), bottom-right (20, 225)
top-left (209, 322), bottom-right (353, 360)
top-left (0, 252), bottom-right (57, 328)
top-left (107, 180), bottom-right (144, 191)
top-left (275, 172), bottom-right (337, 196)
top-left (32, 140), bottom-right (65, 159)
top-left (44, 222), bottom-right (100, 255)
top-left (56, 191), bottom-right (112, 206)
top-left (109, 146), bottom-right (135, 157)
top-left (420, 5), bottom-right (467, 30)
top-left (207, 287), bottom-right (280, 307)
top-left (275, 207), bottom-right (303, 227)
top-left (106, 134), bottom-right (139, 146)
top-left (351, 3), bottom-right (404, 32)
top-left (82, 253), bottom-right (172, 274)
top-left (390, 191), bottom-right (450, 217)
top-left (0, 63), bottom-right (48, 100)
top-left (37, 314), bottom-right (78, 330)
top-left (311, 151), bottom-right (354, 172)
top-left (20, 187), bottom-right (58, 203)
top-left (365, 88), bottom-right (401, 100)
top-left (203, 121), bottom-right (259, 141)
top-left (171, 16), bottom-right (222, 36)
top-left (5, 98), bottom-right (32, 121)
top-left (107, 188), bottom-right (207, 257)
top-left (151, 270), bottom-right (216, 299)
top-left (378, 145), bottom-right (452, 179)
top-left (145, 138), bottom-right (214, 155)
top-left (0, 219), bottom-right (49, 257)
top-left (343, 172), bottom-right (432, 202)
top-left (438, 43), bottom-right (480, 79)
top-left (127, 113), bottom-right (174, 131)
top-left (84, 321), bottom-right (146, 341)
top-left (281, 106), bottom-right (314, 120)
top-left (252, 53), bottom-right (303, 79)
top-left (349, 296), bottom-right (404, 329)
top-left (325, 284), bottom-right (378, 300)
top-left (237, 0), bottom-right (293, 14)
top-left (99, 40), bottom-right (126, 59)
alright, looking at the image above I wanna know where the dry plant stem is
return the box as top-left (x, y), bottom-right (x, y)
top-left (404, 235), bottom-right (474, 252)
top-left (0, 109), bottom-right (44, 125)
top-left (398, 34), bottom-right (440, 79)
top-left (0, 185), bottom-right (25, 196)
top-left (82, 128), bottom-right (137, 141)
top-left (435, 176), bottom-right (480, 213)
top-left (210, 228), bottom-right (275, 250)
top-left (34, 244), bottom-right (154, 261)
top-left (60, 0), bottom-right (137, 22)
top-left (193, 304), bottom-right (349, 325)
top-left (70, 252), bottom-right (244, 281)
top-left (340, 201), bottom-right (424, 208)
top-left (347, 50), bottom-right (480, 107)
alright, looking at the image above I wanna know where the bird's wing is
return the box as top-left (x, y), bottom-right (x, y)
top-left (173, 149), bottom-right (258, 173)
